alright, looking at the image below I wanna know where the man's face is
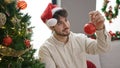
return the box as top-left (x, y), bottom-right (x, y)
top-left (53, 16), bottom-right (70, 36)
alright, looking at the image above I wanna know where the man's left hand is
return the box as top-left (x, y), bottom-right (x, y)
top-left (89, 11), bottom-right (105, 30)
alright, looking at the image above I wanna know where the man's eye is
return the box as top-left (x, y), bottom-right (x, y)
top-left (57, 22), bottom-right (62, 25)
top-left (65, 19), bottom-right (68, 22)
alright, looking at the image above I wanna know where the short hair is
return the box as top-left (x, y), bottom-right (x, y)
top-left (52, 9), bottom-right (68, 20)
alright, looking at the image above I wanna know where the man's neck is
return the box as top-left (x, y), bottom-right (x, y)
top-left (54, 34), bottom-right (69, 44)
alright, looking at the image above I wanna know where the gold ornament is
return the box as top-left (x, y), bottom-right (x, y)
top-left (1, 26), bottom-right (6, 29)
top-left (0, 13), bottom-right (6, 28)
top-left (18, 28), bottom-right (22, 35)
top-left (11, 16), bottom-right (21, 24)
top-left (0, 44), bottom-right (31, 57)
top-left (18, 57), bottom-right (24, 62)
top-left (11, 27), bottom-right (15, 30)
top-left (0, 58), bottom-right (2, 62)
top-left (4, 0), bottom-right (15, 4)
top-left (0, 57), bottom-right (2, 60)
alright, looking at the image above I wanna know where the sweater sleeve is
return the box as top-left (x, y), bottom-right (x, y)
top-left (39, 45), bottom-right (56, 68)
top-left (85, 29), bottom-right (111, 54)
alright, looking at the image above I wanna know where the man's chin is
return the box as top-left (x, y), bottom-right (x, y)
top-left (55, 31), bottom-right (70, 36)
top-left (63, 32), bottom-right (70, 36)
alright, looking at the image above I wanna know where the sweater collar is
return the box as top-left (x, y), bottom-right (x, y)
top-left (51, 32), bottom-right (71, 46)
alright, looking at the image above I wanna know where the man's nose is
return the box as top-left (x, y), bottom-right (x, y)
top-left (63, 22), bottom-right (69, 27)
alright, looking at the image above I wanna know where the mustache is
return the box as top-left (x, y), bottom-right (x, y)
top-left (63, 28), bottom-right (69, 31)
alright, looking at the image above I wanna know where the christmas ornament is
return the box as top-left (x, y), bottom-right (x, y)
top-left (116, 31), bottom-right (120, 35)
top-left (109, 31), bottom-right (116, 37)
top-left (18, 57), bottom-right (24, 62)
top-left (116, 31), bottom-right (120, 39)
top-left (1, 26), bottom-right (6, 29)
top-left (24, 39), bottom-right (30, 48)
top-left (11, 16), bottom-right (21, 24)
top-left (84, 23), bottom-right (96, 35)
top-left (0, 57), bottom-right (2, 62)
top-left (3, 35), bottom-right (12, 46)
top-left (0, 13), bottom-right (6, 28)
top-left (119, 6), bottom-right (120, 9)
top-left (5, 11), bottom-right (10, 17)
top-left (17, 1), bottom-right (27, 10)
top-left (4, 0), bottom-right (15, 4)
top-left (106, 6), bottom-right (113, 23)
top-left (27, 28), bottom-right (33, 34)
top-left (28, 28), bottom-right (32, 32)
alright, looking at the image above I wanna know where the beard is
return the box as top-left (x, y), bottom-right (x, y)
top-left (54, 28), bottom-right (70, 36)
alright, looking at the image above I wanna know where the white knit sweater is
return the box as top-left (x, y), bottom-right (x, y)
top-left (39, 29), bottom-right (111, 68)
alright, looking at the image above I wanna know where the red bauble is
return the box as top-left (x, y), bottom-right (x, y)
top-left (24, 39), bottom-right (30, 48)
top-left (17, 1), bottom-right (27, 10)
top-left (109, 31), bottom-right (115, 37)
top-left (3, 36), bottom-right (12, 46)
top-left (84, 23), bottom-right (96, 35)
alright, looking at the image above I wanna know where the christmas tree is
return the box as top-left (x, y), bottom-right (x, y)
top-left (0, 0), bottom-right (45, 68)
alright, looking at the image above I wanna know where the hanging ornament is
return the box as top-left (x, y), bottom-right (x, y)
top-left (1, 26), bottom-right (6, 29)
top-left (0, 57), bottom-right (2, 61)
top-left (17, 1), bottom-right (27, 10)
top-left (18, 57), bottom-right (24, 62)
top-left (0, 13), bottom-right (6, 28)
top-left (24, 39), bottom-right (30, 48)
top-left (5, 11), bottom-right (10, 17)
top-left (18, 28), bottom-right (22, 35)
top-left (119, 6), bottom-right (120, 9)
top-left (11, 16), bottom-right (21, 24)
top-left (84, 22), bottom-right (96, 35)
top-left (109, 31), bottom-right (116, 37)
top-left (0, 57), bottom-right (2, 62)
top-left (28, 28), bottom-right (32, 32)
top-left (116, 31), bottom-right (120, 35)
top-left (107, 6), bottom-right (113, 23)
top-left (27, 28), bottom-right (33, 34)
top-left (3, 35), bottom-right (12, 46)
top-left (4, 0), bottom-right (15, 4)
top-left (116, 31), bottom-right (120, 39)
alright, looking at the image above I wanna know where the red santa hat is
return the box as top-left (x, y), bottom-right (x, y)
top-left (41, 3), bottom-right (62, 27)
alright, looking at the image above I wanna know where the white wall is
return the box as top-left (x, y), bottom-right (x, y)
top-left (99, 41), bottom-right (120, 68)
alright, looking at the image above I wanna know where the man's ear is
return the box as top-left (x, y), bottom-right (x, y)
top-left (49, 26), bottom-right (55, 31)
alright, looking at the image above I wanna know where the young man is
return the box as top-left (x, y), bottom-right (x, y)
top-left (39, 3), bottom-right (111, 68)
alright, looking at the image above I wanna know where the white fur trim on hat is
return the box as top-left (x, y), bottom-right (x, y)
top-left (52, 7), bottom-right (62, 15)
top-left (46, 18), bottom-right (57, 26)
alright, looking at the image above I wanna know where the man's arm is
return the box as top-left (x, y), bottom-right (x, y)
top-left (85, 28), bottom-right (111, 54)
top-left (85, 11), bottom-right (111, 54)
top-left (39, 46), bottom-right (56, 68)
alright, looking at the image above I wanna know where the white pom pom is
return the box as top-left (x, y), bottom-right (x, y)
top-left (46, 18), bottom-right (57, 26)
